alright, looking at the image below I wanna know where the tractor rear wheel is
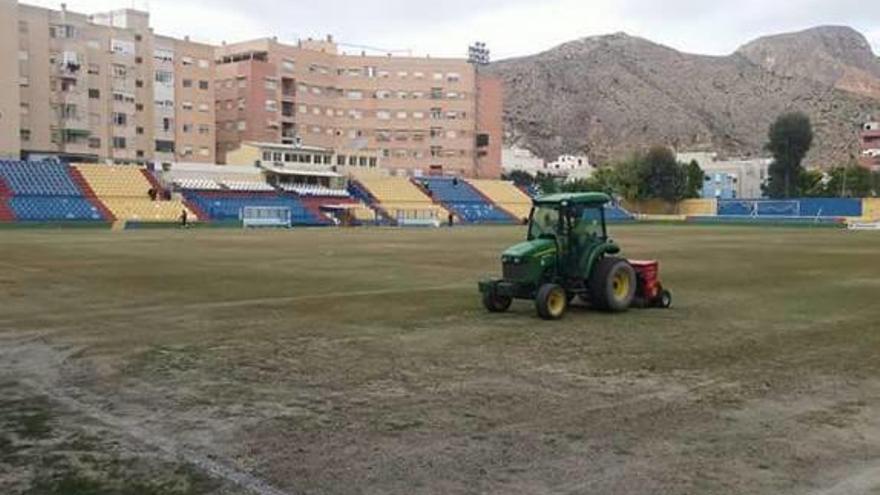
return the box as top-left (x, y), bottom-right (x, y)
top-left (482, 292), bottom-right (512, 313)
top-left (589, 257), bottom-right (636, 312)
top-left (535, 283), bottom-right (568, 320)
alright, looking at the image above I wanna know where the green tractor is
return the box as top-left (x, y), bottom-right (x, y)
top-left (478, 192), bottom-right (671, 320)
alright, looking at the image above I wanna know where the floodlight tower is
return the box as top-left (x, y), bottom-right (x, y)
top-left (468, 42), bottom-right (490, 177)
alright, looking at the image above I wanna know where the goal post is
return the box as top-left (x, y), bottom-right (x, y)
top-left (241, 206), bottom-right (292, 228)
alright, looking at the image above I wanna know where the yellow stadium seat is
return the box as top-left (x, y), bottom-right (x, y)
top-left (99, 198), bottom-right (195, 222)
top-left (74, 164), bottom-right (197, 222)
top-left (468, 180), bottom-right (532, 221)
top-left (355, 176), bottom-right (448, 220)
top-left (74, 164), bottom-right (154, 198)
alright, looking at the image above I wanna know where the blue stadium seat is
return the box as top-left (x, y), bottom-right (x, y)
top-left (417, 177), bottom-right (515, 224)
top-left (0, 160), bottom-right (83, 197)
top-left (184, 192), bottom-right (322, 225)
top-left (8, 196), bottom-right (104, 221)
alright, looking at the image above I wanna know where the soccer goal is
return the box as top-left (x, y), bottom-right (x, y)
top-left (241, 206), bottom-right (292, 228)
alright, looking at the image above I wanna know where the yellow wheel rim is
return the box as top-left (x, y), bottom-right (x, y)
top-left (547, 288), bottom-right (566, 316)
top-left (612, 270), bottom-right (631, 300)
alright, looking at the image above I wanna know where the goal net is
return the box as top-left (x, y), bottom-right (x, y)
top-left (241, 206), bottom-right (292, 228)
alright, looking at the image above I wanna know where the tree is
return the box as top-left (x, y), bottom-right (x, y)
top-left (799, 169), bottom-right (826, 198)
top-left (683, 160), bottom-right (704, 199)
top-left (825, 166), bottom-right (874, 197)
top-left (765, 112), bottom-right (813, 198)
top-left (642, 146), bottom-right (687, 202)
top-left (502, 170), bottom-right (535, 188)
top-left (535, 172), bottom-right (560, 195)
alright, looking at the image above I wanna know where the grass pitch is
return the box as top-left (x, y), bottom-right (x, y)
top-left (1, 225), bottom-right (879, 494)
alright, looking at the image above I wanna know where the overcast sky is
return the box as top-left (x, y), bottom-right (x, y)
top-left (25, 0), bottom-right (880, 60)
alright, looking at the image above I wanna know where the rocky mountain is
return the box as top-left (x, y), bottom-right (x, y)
top-left (488, 26), bottom-right (880, 167)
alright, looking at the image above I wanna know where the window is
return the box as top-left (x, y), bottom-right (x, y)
top-left (346, 90), bottom-right (363, 100)
top-left (88, 137), bottom-right (100, 149)
top-left (447, 73), bottom-right (461, 82)
top-left (433, 72), bottom-right (443, 81)
top-left (181, 56), bottom-right (194, 66)
top-left (198, 59), bottom-right (210, 69)
top-left (337, 154), bottom-right (346, 166)
top-left (112, 112), bottom-right (127, 126)
top-left (112, 137), bottom-right (127, 149)
top-left (199, 80), bottom-right (209, 90)
top-left (135, 56), bottom-right (143, 64)
top-left (113, 65), bottom-right (127, 78)
top-left (182, 123), bottom-right (192, 133)
top-left (181, 146), bottom-right (193, 157)
top-left (414, 71), bottom-right (424, 79)
top-left (198, 124), bottom-right (210, 135)
top-left (50, 24), bottom-right (76, 39)
top-left (413, 111), bottom-right (425, 120)
top-left (376, 110), bottom-right (391, 120)
top-left (299, 104), bottom-right (307, 114)
top-left (161, 117), bottom-right (173, 132)
top-left (375, 90), bottom-right (391, 99)
top-left (111, 39), bottom-right (135, 56)
top-left (88, 64), bottom-right (100, 75)
top-left (237, 121), bottom-right (246, 131)
top-left (237, 79), bottom-right (247, 88)
top-left (265, 100), bottom-right (277, 112)
top-left (397, 71), bottom-right (408, 78)
top-left (136, 126), bottom-right (144, 135)
top-left (20, 103), bottom-right (29, 115)
top-left (88, 88), bottom-right (100, 99)
top-left (154, 49), bottom-right (173, 63)
top-left (182, 101), bottom-right (193, 110)
top-left (369, 157), bottom-right (377, 167)
top-left (199, 147), bottom-right (210, 157)
top-left (20, 129), bottom-right (31, 142)
top-left (182, 78), bottom-right (192, 88)
top-left (431, 87), bottom-right (443, 99)
top-left (135, 80), bottom-right (143, 88)
top-left (135, 34), bottom-right (143, 42)
top-left (198, 103), bottom-right (209, 113)
top-left (265, 79), bottom-right (277, 91)
top-left (430, 108), bottom-right (443, 120)
top-left (155, 140), bottom-right (175, 153)
top-left (396, 111), bottom-right (407, 119)
top-left (282, 59), bottom-right (295, 72)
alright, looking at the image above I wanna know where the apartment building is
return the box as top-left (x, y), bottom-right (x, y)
top-left (3, 1), bottom-right (215, 164)
top-left (214, 36), bottom-right (503, 178)
top-left (860, 121), bottom-right (880, 170)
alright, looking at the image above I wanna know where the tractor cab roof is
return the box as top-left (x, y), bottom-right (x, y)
top-left (532, 192), bottom-right (612, 207)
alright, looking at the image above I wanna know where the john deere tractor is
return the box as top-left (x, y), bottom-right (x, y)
top-left (478, 192), bottom-right (670, 320)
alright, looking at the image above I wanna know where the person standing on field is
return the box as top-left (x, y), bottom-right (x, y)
top-left (180, 209), bottom-right (188, 228)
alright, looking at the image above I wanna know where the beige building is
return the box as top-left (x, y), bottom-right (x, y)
top-left (4, 1), bottom-right (215, 164)
top-left (214, 36), bottom-right (503, 178)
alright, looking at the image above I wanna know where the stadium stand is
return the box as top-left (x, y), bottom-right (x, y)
top-left (74, 164), bottom-right (195, 222)
top-left (8, 196), bottom-right (104, 221)
top-left (278, 183), bottom-right (349, 197)
top-left (0, 197), bottom-right (12, 222)
top-left (221, 181), bottom-right (277, 192)
top-left (351, 174), bottom-right (447, 225)
top-left (467, 179), bottom-right (533, 222)
top-left (183, 191), bottom-right (323, 225)
top-left (417, 177), bottom-right (515, 224)
top-left (0, 160), bottom-right (109, 222)
top-left (0, 159), bottom-right (82, 196)
top-left (173, 178), bottom-right (223, 191)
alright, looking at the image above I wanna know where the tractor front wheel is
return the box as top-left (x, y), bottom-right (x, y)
top-left (535, 283), bottom-right (568, 320)
top-left (482, 292), bottom-right (512, 313)
top-left (589, 257), bottom-right (636, 312)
